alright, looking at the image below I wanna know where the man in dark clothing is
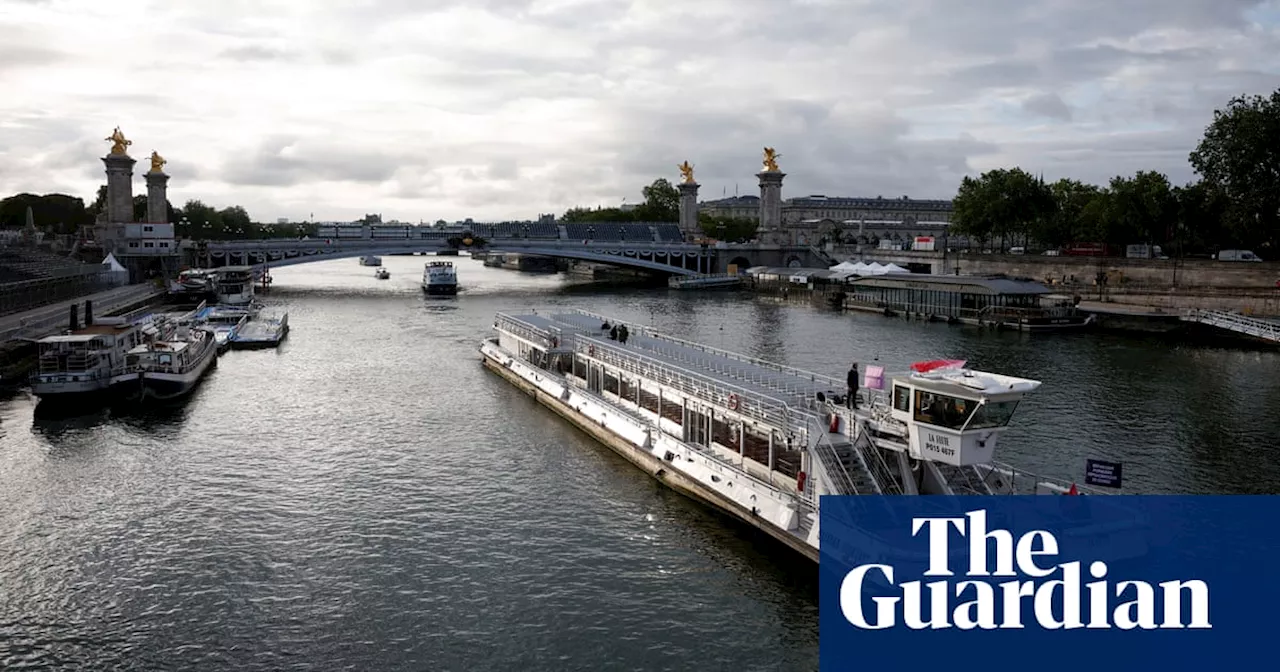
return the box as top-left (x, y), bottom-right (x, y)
top-left (847, 362), bottom-right (859, 410)
top-left (618, 325), bottom-right (629, 344)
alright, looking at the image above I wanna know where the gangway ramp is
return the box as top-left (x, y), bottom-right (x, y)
top-left (1182, 309), bottom-right (1280, 345)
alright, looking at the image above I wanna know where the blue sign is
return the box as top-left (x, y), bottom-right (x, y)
top-left (820, 496), bottom-right (1279, 671)
top-left (1086, 459), bottom-right (1123, 488)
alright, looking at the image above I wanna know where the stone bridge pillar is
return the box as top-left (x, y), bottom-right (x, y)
top-left (102, 152), bottom-right (136, 224)
top-left (757, 170), bottom-right (786, 245)
top-left (145, 169), bottom-right (169, 224)
top-left (678, 181), bottom-right (700, 240)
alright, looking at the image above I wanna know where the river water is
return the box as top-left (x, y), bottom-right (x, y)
top-left (2, 255), bottom-right (1277, 670)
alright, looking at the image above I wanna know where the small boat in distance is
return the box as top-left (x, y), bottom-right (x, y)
top-left (359, 255), bottom-right (382, 266)
top-left (423, 261), bottom-right (457, 295)
top-left (375, 267), bottom-right (390, 280)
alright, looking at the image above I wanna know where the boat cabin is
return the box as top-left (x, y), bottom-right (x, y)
top-left (886, 363), bottom-right (1040, 466)
top-left (844, 274), bottom-right (1089, 328)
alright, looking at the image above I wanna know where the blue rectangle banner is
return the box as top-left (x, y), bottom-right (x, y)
top-left (819, 496), bottom-right (1278, 671)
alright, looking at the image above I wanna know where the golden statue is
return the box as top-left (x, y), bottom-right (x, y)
top-left (105, 127), bottom-right (131, 155)
top-left (678, 161), bottom-right (695, 184)
top-left (149, 150), bottom-right (166, 173)
top-left (762, 147), bottom-right (780, 172)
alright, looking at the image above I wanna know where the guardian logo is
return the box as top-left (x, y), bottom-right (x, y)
top-left (820, 497), bottom-right (1278, 670)
top-left (839, 509), bottom-right (1211, 631)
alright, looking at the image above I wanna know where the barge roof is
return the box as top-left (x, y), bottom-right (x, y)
top-left (523, 311), bottom-right (850, 418)
top-left (847, 274), bottom-right (1050, 295)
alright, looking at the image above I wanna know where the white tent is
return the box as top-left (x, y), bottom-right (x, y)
top-left (100, 253), bottom-right (128, 286)
top-left (828, 260), bottom-right (913, 278)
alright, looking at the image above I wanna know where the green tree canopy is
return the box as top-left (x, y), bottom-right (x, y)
top-left (1189, 90), bottom-right (1280, 251)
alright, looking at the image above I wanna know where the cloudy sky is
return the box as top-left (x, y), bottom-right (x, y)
top-left (2, 0), bottom-right (1278, 223)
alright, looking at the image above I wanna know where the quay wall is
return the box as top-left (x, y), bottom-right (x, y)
top-left (851, 249), bottom-right (1280, 289)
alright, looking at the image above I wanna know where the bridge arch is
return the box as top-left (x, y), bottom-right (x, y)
top-left (727, 256), bottom-right (753, 271)
top-left (785, 254), bottom-right (804, 268)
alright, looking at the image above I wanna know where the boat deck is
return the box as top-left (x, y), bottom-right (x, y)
top-left (526, 311), bottom-right (853, 422)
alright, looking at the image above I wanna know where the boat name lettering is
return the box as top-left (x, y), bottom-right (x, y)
top-left (838, 509), bottom-right (1212, 631)
top-left (923, 432), bottom-right (955, 457)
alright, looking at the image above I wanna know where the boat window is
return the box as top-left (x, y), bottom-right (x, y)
top-left (892, 385), bottom-right (911, 412)
top-left (966, 400), bottom-right (1021, 429)
top-left (913, 390), bottom-right (976, 430)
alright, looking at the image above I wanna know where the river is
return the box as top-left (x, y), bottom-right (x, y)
top-left (2, 254), bottom-right (1277, 670)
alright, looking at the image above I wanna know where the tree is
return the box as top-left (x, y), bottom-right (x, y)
top-left (1104, 171), bottom-right (1176, 246)
top-left (1044, 179), bottom-right (1102, 246)
top-left (699, 213), bottom-right (757, 242)
top-left (635, 178), bottom-right (679, 221)
top-left (0, 192), bottom-right (93, 234)
top-left (1189, 89), bottom-right (1280, 252)
top-left (950, 168), bottom-right (1054, 250)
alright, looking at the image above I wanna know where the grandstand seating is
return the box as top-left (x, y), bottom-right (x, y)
top-left (0, 246), bottom-right (116, 318)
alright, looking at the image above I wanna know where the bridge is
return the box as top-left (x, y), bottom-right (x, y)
top-left (188, 226), bottom-right (828, 277)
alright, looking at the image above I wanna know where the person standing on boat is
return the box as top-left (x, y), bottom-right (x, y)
top-left (847, 362), bottom-right (859, 410)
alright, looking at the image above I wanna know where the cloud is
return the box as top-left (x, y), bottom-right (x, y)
top-left (0, 0), bottom-right (1277, 222)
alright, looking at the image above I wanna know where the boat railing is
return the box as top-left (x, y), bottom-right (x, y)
top-left (496, 312), bottom-right (564, 351)
top-left (577, 335), bottom-right (799, 431)
top-left (567, 308), bottom-right (848, 390)
top-left (517, 350), bottom-right (817, 517)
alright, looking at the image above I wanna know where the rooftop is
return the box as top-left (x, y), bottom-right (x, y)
top-left (847, 273), bottom-right (1051, 296)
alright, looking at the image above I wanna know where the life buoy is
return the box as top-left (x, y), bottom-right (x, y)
top-left (727, 393), bottom-right (740, 411)
top-left (797, 471), bottom-right (807, 492)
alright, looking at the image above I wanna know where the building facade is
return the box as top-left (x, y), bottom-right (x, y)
top-left (699, 194), bottom-right (953, 245)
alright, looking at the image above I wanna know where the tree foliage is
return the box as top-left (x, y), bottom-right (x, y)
top-left (950, 87), bottom-right (1280, 256)
top-left (0, 193), bottom-right (93, 234)
top-left (561, 178), bottom-right (681, 223)
top-left (1189, 90), bottom-right (1280, 252)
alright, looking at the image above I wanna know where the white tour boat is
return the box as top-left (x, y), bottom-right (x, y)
top-left (126, 320), bottom-right (219, 402)
top-left (481, 309), bottom-right (1130, 563)
top-left (423, 260), bottom-right (458, 295)
top-left (359, 255), bottom-right (382, 266)
top-left (213, 266), bottom-right (256, 306)
top-left (30, 307), bottom-right (166, 403)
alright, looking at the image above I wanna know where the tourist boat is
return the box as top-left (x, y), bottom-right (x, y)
top-left (231, 310), bottom-right (289, 349)
top-left (480, 309), bottom-right (1126, 563)
top-left (126, 320), bottom-right (219, 402)
top-left (840, 274), bottom-right (1095, 330)
top-left (423, 260), bottom-right (458, 295)
top-left (359, 255), bottom-right (382, 266)
top-left (213, 266), bottom-right (256, 306)
top-left (29, 307), bottom-right (167, 403)
top-left (170, 268), bottom-right (216, 295)
top-left (375, 267), bottom-right (390, 280)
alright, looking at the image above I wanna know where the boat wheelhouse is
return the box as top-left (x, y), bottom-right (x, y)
top-left (213, 266), bottom-right (255, 306)
top-left (423, 261), bottom-right (458, 295)
top-left (481, 309), bottom-right (1111, 563)
top-left (843, 274), bottom-right (1093, 330)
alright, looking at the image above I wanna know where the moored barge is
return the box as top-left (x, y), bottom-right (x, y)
top-left (481, 309), bottom-right (1112, 563)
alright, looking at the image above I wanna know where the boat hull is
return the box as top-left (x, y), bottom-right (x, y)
top-left (137, 348), bottom-right (217, 402)
top-left (423, 282), bottom-right (458, 296)
top-left (479, 342), bottom-right (817, 562)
